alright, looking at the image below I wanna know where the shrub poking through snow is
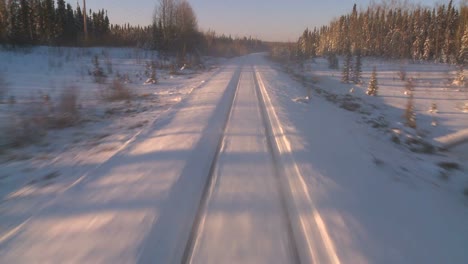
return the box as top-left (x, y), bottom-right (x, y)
top-left (50, 86), bottom-right (80, 128)
top-left (404, 77), bottom-right (415, 95)
top-left (429, 102), bottom-right (438, 114)
top-left (366, 66), bottom-right (378, 96)
top-left (116, 71), bottom-right (131, 84)
top-left (104, 78), bottom-right (132, 101)
top-left (170, 63), bottom-right (179, 75)
top-left (430, 102), bottom-right (438, 126)
top-left (5, 101), bottom-right (49, 147)
top-left (398, 67), bottom-right (407, 81)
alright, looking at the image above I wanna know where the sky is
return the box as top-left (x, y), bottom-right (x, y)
top-left (78, 0), bottom-right (452, 42)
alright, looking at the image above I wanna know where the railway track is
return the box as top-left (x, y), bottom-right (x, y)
top-left (181, 65), bottom-right (302, 264)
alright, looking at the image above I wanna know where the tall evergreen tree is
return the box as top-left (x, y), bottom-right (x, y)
top-left (352, 50), bottom-right (362, 84)
top-left (44, 0), bottom-right (55, 43)
top-left (55, 0), bottom-right (66, 43)
top-left (7, 0), bottom-right (21, 45)
top-left (459, 25), bottom-right (468, 64)
top-left (0, 0), bottom-right (8, 43)
top-left (342, 45), bottom-right (352, 83)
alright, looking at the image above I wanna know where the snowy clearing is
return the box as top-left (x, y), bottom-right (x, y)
top-left (0, 46), bottom-right (222, 253)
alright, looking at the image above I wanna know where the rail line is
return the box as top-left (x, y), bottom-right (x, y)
top-left (181, 68), bottom-right (244, 264)
top-left (181, 65), bottom-right (302, 264)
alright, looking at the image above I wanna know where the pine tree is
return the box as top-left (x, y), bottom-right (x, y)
top-left (459, 25), bottom-right (468, 65)
top-left (7, 0), bottom-right (21, 45)
top-left (43, 0), bottom-right (55, 43)
top-left (423, 36), bottom-right (432, 61)
top-left (366, 66), bottom-right (378, 96)
top-left (55, 0), bottom-right (66, 44)
top-left (412, 36), bottom-right (423, 61)
top-left (0, 0), bottom-right (8, 43)
top-left (64, 3), bottom-right (76, 44)
top-left (342, 49), bottom-right (352, 83)
top-left (75, 4), bottom-right (83, 35)
top-left (19, 0), bottom-right (33, 44)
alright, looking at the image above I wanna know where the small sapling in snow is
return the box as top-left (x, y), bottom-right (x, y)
top-left (92, 55), bottom-right (107, 84)
top-left (366, 66), bottom-right (378, 96)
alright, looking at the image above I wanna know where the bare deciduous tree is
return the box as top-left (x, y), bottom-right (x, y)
top-left (153, 0), bottom-right (198, 58)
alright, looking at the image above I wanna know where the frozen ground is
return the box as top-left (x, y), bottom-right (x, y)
top-left (304, 57), bottom-right (468, 146)
top-left (0, 52), bottom-right (467, 263)
top-left (0, 46), bottom-right (223, 250)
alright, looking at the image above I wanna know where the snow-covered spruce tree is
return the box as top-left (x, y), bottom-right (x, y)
top-left (145, 60), bottom-right (158, 84)
top-left (405, 94), bottom-right (417, 128)
top-left (342, 50), bottom-right (352, 83)
top-left (366, 66), bottom-right (378, 96)
top-left (352, 50), bottom-right (362, 84)
top-left (423, 37), bottom-right (432, 61)
top-left (459, 25), bottom-right (468, 65)
top-left (404, 79), bottom-right (417, 129)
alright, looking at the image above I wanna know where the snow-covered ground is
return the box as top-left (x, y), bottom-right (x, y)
top-left (0, 51), bottom-right (467, 263)
top-left (0, 47), bottom-right (223, 252)
top-left (262, 54), bottom-right (468, 263)
top-left (306, 57), bottom-right (468, 147)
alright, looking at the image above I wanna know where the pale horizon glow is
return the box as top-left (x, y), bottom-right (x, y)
top-left (76, 0), bottom-right (456, 42)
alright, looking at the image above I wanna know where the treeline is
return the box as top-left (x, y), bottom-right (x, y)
top-left (0, 0), bottom-right (267, 59)
top-left (149, 0), bottom-right (266, 59)
top-left (202, 31), bottom-right (265, 57)
top-left (0, 0), bottom-right (111, 46)
top-left (295, 0), bottom-right (468, 64)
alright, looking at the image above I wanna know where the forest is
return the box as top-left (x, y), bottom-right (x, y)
top-left (295, 0), bottom-right (468, 64)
